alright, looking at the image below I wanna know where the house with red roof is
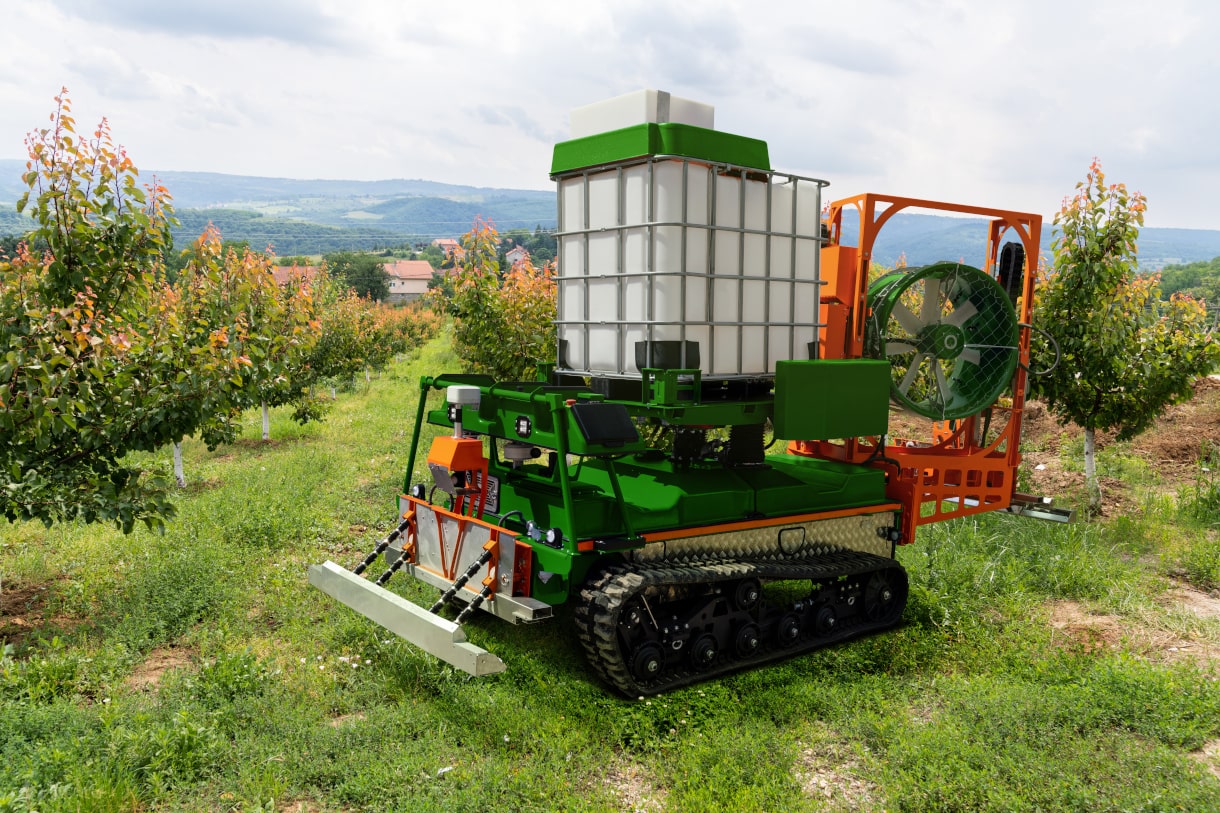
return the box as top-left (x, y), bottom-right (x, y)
top-left (383, 259), bottom-right (436, 303)
top-left (505, 244), bottom-right (530, 269)
top-left (271, 264), bottom-right (320, 286)
top-left (431, 238), bottom-right (461, 258)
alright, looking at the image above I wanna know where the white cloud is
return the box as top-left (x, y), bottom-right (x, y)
top-left (48, 0), bottom-right (353, 46)
top-left (0, 0), bottom-right (1217, 227)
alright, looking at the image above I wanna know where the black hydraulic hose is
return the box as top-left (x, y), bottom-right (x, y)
top-left (862, 433), bottom-right (904, 477)
top-left (429, 548), bottom-right (494, 614)
top-left (351, 516), bottom-right (413, 575)
top-left (454, 584), bottom-right (494, 625)
top-left (374, 552), bottom-right (410, 586)
top-left (498, 510), bottom-right (526, 531)
top-left (1020, 322), bottom-right (1061, 376)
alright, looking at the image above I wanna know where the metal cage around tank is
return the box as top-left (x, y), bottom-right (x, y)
top-left (552, 154), bottom-right (830, 381)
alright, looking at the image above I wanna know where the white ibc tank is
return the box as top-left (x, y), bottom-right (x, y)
top-left (554, 93), bottom-right (827, 380)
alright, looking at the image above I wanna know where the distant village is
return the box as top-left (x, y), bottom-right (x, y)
top-left (272, 230), bottom-right (554, 304)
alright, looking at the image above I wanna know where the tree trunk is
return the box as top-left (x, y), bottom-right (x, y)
top-left (1084, 426), bottom-right (1101, 515)
top-left (262, 402), bottom-right (271, 441)
top-left (173, 441), bottom-right (186, 488)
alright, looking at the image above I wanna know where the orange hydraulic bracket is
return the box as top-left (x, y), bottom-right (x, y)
top-left (426, 435), bottom-right (490, 519)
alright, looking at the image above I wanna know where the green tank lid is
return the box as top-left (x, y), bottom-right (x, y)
top-left (550, 122), bottom-right (771, 175)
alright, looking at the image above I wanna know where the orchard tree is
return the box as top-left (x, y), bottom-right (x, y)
top-left (0, 91), bottom-right (262, 530)
top-left (441, 218), bottom-right (557, 381)
top-left (302, 276), bottom-right (386, 397)
top-left (177, 226), bottom-right (321, 448)
top-left (1032, 159), bottom-right (1220, 514)
top-left (324, 251), bottom-right (389, 301)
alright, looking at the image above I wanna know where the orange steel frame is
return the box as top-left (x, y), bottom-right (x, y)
top-left (790, 193), bottom-right (1043, 546)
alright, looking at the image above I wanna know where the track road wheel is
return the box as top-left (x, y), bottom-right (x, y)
top-left (690, 634), bottom-right (719, 670)
top-left (733, 578), bottom-right (762, 611)
top-left (863, 568), bottom-right (908, 624)
top-left (735, 623), bottom-right (762, 657)
top-left (630, 642), bottom-right (665, 682)
top-left (776, 613), bottom-right (802, 647)
top-left (814, 604), bottom-right (838, 636)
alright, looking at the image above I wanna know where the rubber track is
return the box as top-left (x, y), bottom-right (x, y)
top-left (573, 551), bottom-right (906, 697)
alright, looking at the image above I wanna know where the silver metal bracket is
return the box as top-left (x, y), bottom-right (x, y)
top-left (308, 561), bottom-right (506, 676)
top-left (1004, 494), bottom-right (1075, 523)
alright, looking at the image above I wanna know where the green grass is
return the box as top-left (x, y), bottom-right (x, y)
top-left (2, 335), bottom-right (1219, 812)
top-left (1060, 434), bottom-right (1160, 486)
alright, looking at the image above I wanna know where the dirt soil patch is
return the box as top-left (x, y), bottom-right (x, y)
top-left (601, 758), bottom-right (667, 813)
top-left (1047, 600), bottom-right (1217, 666)
top-left (1131, 375), bottom-right (1220, 481)
top-left (328, 712), bottom-right (367, 728)
top-left (1048, 600), bottom-right (1126, 655)
top-left (0, 579), bottom-right (76, 651)
top-left (1163, 582), bottom-right (1220, 620)
top-left (1195, 739), bottom-right (1220, 780)
top-left (1017, 376), bottom-right (1220, 512)
top-left (278, 801), bottom-right (328, 813)
top-left (124, 646), bottom-right (196, 692)
top-left (795, 740), bottom-right (881, 811)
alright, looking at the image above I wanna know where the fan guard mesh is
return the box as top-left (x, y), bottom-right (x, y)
top-left (865, 262), bottom-right (1019, 420)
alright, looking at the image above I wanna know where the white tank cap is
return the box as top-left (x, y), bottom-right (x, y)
top-left (569, 89), bottom-right (714, 139)
top-left (446, 385), bottom-right (482, 407)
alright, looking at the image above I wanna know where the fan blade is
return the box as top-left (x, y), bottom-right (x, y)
top-left (959, 346), bottom-right (982, 365)
top-left (934, 363), bottom-right (950, 406)
top-left (891, 301), bottom-right (923, 336)
top-left (943, 300), bottom-right (978, 328)
top-left (898, 353), bottom-right (925, 396)
top-left (919, 276), bottom-right (943, 326)
top-left (886, 341), bottom-right (917, 356)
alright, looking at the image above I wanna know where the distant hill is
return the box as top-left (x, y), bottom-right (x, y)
top-left (3, 159), bottom-right (1219, 265)
top-left (173, 209), bottom-right (402, 255)
top-left (0, 160), bottom-right (27, 205)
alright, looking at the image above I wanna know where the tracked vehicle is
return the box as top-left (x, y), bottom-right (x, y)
top-left (310, 90), bottom-right (1068, 696)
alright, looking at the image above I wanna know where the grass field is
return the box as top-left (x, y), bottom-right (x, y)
top-left (2, 333), bottom-right (1219, 812)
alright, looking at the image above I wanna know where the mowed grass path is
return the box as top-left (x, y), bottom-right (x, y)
top-left (2, 332), bottom-right (1219, 812)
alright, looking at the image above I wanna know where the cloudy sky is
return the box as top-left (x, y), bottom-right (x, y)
top-left (1, 0), bottom-right (1215, 228)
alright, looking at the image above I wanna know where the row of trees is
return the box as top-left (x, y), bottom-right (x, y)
top-left (234, 227), bottom-right (558, 307)
top-left (0, 91), bottom-right (438, 531)
top-left (170, 208), bottom-right (401, 258)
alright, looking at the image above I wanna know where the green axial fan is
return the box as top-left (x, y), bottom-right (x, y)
top-left (866, 262), bottom-right (1019, 420)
